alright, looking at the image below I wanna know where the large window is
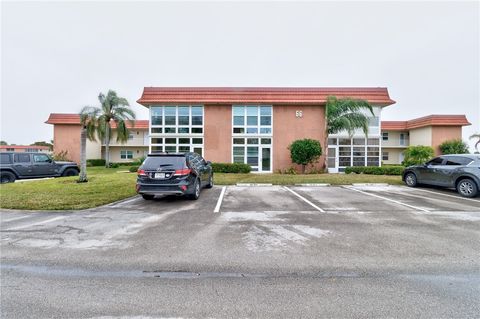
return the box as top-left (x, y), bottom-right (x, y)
top-left (149, 105), bottom-right (204, 155)
top-left (329, 137), bottom-right (380, 167)
top-left (232, 105), bottom-right (272, 135)
top-left (120, 150), bottom-right (133, 159)
top-left (232, 137), bottom-right (271, 172)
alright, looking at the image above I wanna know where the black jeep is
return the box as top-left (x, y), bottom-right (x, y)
top-left (0, 152), bottom-right (79, 183)
top-left (136, 152), bottom-right (213, 200)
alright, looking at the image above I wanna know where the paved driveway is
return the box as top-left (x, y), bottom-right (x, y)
top-left (1, 185), bottom-right (480, 318)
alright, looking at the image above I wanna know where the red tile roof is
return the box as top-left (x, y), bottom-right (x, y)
top-left (45, 113), bottom-right (149, 129)
top-left (137, 87), bottom-right (396, 106)
top-left (382, 115), bottom-right (471, 131)
top-left (0, 145), bottom-right (50, 150)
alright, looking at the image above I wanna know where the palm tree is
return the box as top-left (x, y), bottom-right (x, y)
top-left (79, 90), bottom-right (135, 175)
top-left (324, 96), bottom-right (374, 170)
top-left (470, 133), bottom-right (480, 153)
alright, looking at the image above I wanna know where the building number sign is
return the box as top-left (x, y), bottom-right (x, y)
top-left (295, 110), bottom-right (303, 118)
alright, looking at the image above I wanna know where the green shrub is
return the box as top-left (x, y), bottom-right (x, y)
top-left (345, 166), bottom-right (404, 175)
top-left (439, 139), bottom-right (469, 154)
top-left (86, 159), bottom-right (106, 167)
top-left (289, 139), bottom-right (323, 174)
top-left (402, 146), bottom-right (434, 166)
top-left (129, 166), bottom-right (139, 172)
top-left (211, 163), bottom-right (251, 173)
top-left (108, 163), bottom-right (119, 168)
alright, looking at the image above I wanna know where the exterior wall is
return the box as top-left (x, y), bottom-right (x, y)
top-left (381, 130), bottom-right (409, 148)
top-left (108, 129), bottom-right (149, 147)
top-left (409, 127), bottom-right (432, 147)
top-left (382, 148), bottom-right (405, 165)
top-left (204, 105), bottom-right (232, 163)
top-left (53, 124), bottom-right (81, 163)
top-left (86, 139), bottom-right (102, 159)
top-left (107, 146), bottom-right (149, 162)
top-left (273, 105), bottom-right (326, 172)
top-left (431, 126), bottom-right (463, 155)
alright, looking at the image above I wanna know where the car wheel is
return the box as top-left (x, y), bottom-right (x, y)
top-left (1, 171), bottom-right (16, 184)
top-left (457, 179), bottom-right (478, 198)
top-left (189, 178), bottom-right (201, 200)
top-left (62, 168), bottom-right (79, 177)
top-left (404, 172), bottom-right (417, 187)
top-left (205, 174), bottom-right (214, 189)
top-left (142, 194), bottom-right (155, 200)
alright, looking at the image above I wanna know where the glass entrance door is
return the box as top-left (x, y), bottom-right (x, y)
top-left (327, 146), bottom-right (338, 173)
top-left (261, 147), bottom-right (271, 172)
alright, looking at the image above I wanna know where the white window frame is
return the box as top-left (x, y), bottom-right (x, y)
top-left (232, 137), bottom-right (273, 173)
top-left (232, 105), bottom-right (273, 136)
top-left (120, 150), bottom-right (133, 159)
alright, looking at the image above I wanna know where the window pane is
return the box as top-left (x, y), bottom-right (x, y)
top-left (191, 128), bottom-right (203, 134)
top-left (260, 116), bottom-right (271, 126)
top-left (164, 106), bottom-right (176, 125)
top-left (151, 128), bottom-right (162, 134)
top-left (165, 146), bottom-right (176, 153)
top-left (353, 138), bottom-right (365, 145)
top-left (179, 146), bottom-right (190, 152)
top-left (178, 127), bottom-right (189, 134)
top-left (233, 106), bottom-right (244, 116)
top-left (367, 138), bottom-right (379, 145)
top-left (328, 138), bottom-right (337, 145)
top-left (339, 147), bottom-right (351, 156)
top-left (233, 156), bottom-right (244, 163)
top-left (260, 128), bottom-right (271, 134)
top-left (233, 127), bottom-right (245, 134)
top-left (261, 138), bottom-right (271, 144)
top-left (14, 154), bottom-right (30, 163)
top-left (247, 138), bottom-right (259, 144)
top-left (165, 138), bottom-right (176, 144)
top-left (339, 157), bottom-right (351, 166)
top-left (178, 106), bottom-right (189, 116)
top-left (247, 116), bottom-right (257, 126)
top-left (151, 107), bottom-right (162, 125)
top-left (233, 147), bottom-right (244, 156)
top-left (353, 157), bottom-right (365, 166)
top-left (233, 116), bottom-right (244, 125)
top-left (192, 116), bottom-right (202, 125)
top-left (178, 116), bottom-right (189, 125)
top-left (192, 138), bottom-right (203, 144)
top-left (164, 127), bottom-right (176, 133)
top-left (191, 106), bottom-right (203, 116)
top-left (151, 138), bottom-right (163, 144)
top-left (367, 158), bottom-right (379, 166)
top-left (353, 147), bottom-right (365, 156)
top-left (233, 138), bottom-right (245, 144)
top-left (246, 127), bottom-right (258, 134)
top-left (339, 138), bottom-right (351, 145)
top-left (246, 106), bottom-right (257, 116)
top-left (193, 147), bottom-right (202, 156)
top-left (262, 148), bottom-right (271, 171)
top-left (179, 138), bottom-right (190, 144)
top-left (151, 146), bottom-right (163, 153)
top-left (247, 147), bottom-right (258, 165)
top-left (367, 147), bottom-right (379, 156)
top-left (260, 106), bottom-right (272, 116)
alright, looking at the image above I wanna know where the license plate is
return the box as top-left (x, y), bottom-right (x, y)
top-left (154, 173), bottom-right (166, 179)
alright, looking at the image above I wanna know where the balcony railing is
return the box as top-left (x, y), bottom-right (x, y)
top-left (382, 138), bottom-right (409, 147)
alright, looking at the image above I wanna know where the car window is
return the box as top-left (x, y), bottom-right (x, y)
top-left (33, 154), bottom-right (51, 163)
top-left (14, 154), bottom-right (31, 163)
top-left (0, 154), bottom-right (12, 164)
top-left (446, 157), bottom-right (472, 166)
top-left (427, 157), bottom-right (444, 166)
top-left (143, 156), bottom-right (186, 170)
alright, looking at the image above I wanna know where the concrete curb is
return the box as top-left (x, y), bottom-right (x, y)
top-left (236, 183), bottom-right (273, 187)
top-left (15, 177), bottom-right (54, 183)
top-left (351, 183), bottom-right (389, 186)
top-left (294, 183), bottom-right (330, 187)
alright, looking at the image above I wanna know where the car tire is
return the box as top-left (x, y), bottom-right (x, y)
top-left (456, 178), bottom-right (478, 198)
top-left (142, 194), bottom-right (155, 200)
top-left (404, 172), bottom-right (418, 187)
top-left (62, 168), bottom-right (79, 177)
top-left (189, 178), bottom-right (201, 200)
top-left (1, 171), bottom-right (16, 184)
top-left (205, 174), bottom-right (214, 189)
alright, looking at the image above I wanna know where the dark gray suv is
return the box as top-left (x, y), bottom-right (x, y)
top-left (402, 154), bottom-right (480, 198)
top-left (0, 152), bottom-right (79, 183)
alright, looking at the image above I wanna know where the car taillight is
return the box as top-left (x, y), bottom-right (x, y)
top-left (173, 168), bottom-right (191, 176)
top-left (137, 169), bottom-right (147, 177)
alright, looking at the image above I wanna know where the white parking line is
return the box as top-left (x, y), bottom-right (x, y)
top-left (283, 187), bottom-right (325, 212)
top-left (4, 216), bottom-right (66, 231)
top-left (409, 187), bottom-right (480, 204)
top-left (109, 196), bottom-right (142, 207)
top-left (345, 186), bottom-right (430, 212)
top-left (214, 186), bottom-right (227, 213)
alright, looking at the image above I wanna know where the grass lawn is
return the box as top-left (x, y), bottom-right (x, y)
top-left (0, 167), bottom-right (403, 210)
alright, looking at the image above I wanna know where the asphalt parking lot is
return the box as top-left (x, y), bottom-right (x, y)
top-left (1, 184), bottom-right (480, 318)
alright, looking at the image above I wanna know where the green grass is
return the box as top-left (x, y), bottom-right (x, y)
top-left (0, 167), bottom-right (403, 211)
top-left (215, 173), bottom-right (403, 186)
top-left (0, 167), bottom-right (137, 210)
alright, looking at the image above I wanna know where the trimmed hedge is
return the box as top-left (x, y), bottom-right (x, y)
top-left (345, 166), bottom-right (404, 175)
top-left (129, 166), bottom-right (139, 172)
top-left (211, 163), bottom-right (251, 173)
top-left (87, 159), bottom-right (106, 167)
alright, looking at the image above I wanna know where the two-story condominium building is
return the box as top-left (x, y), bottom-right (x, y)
top-left (46, 114), bottom-right (149, 163)
top-left (136, 87), bottom-right (396, 173)
top-left (381, 115), bottom-right (471, 165)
